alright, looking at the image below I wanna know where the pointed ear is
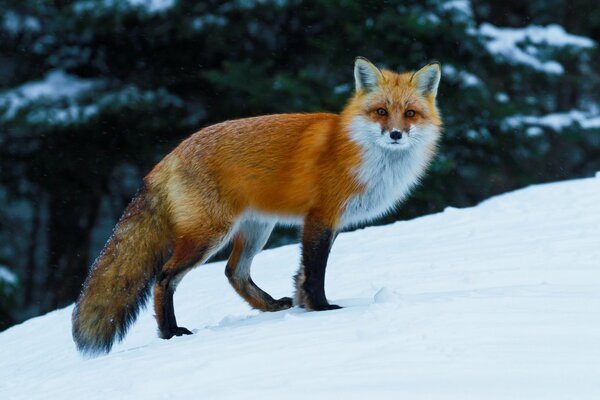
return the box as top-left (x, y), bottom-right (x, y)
top-left (354, 57), bottom-right (383, 93)
top-left (412, 62), bottom-right (442, 97)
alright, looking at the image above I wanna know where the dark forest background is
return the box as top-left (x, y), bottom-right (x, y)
top-left (1, 0), bottom-right (599, 331)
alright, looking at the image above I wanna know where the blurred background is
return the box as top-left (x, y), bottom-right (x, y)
top-left (0, 0), bottom-right (598, 331)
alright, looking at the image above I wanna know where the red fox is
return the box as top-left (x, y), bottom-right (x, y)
top-left (72, 57), bottom-right (442, 354)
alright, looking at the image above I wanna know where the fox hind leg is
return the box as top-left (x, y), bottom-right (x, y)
top-left (154, 234), bottom-right (223, 339)
top-left (225, 220), bottom-right (292, 311)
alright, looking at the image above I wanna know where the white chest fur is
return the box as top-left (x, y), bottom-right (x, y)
top-left (340, 147), bottom-right (427, 227)
top-left (341, 119), bottom-right (437, 228)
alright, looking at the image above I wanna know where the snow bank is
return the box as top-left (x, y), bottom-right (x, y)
top-left (1, 177), bottom-right (600, 399)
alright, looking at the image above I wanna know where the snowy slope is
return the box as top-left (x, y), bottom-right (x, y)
top-left (2, 177), bottom-right (600, 399)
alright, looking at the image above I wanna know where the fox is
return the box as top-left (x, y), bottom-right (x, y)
top-left (72, 57), bottom-right (443, 355)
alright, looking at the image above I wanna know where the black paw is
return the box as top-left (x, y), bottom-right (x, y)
top-left (311, 303), bottom-right (342, 311)
top-left (160, 326), bottom-right (193, 339)
top-left (261, 297), bottom-right (294, 312)
top-left (270, 297), bottom-right (293, 311)
top-left (173, 326), bottom-right (193, 336)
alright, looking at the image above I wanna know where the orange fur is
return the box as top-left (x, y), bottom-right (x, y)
top-left (153, 113), bottom-right (363, 227)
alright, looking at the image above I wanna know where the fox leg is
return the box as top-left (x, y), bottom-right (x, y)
top-left (225, 220), bottom-right (293, 311)
top-left (154, 234), bottom-right (223, 339)
top-left (294, 214), bottom-right (340, 311)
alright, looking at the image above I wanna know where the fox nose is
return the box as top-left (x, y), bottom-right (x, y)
top-left (390, 130), bottom-right (402, 140)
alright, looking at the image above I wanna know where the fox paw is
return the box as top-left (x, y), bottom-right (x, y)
top-left (268, 297), bottom-right (293, 311)
top-left (160, 326), bottom-right (193, 340)
top-left (173, 326), bottom-right (193, 336)
top-left (276, 296), bottom-right (294, 309)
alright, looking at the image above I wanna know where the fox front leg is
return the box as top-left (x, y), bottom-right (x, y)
top-left (294, 215), bottom-right (341, 311)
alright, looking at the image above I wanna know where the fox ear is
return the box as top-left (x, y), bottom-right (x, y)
top-left (412, 62), bottom-right (442, 97)
top-left (354, 57), bottom-right (383, 93)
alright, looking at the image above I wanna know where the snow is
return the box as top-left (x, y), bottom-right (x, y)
top-left (436, 0), bottom-right (475, 25)
top-left (478, 23), bottom-right (595, 74)
top-left (495, 92), bottom-right (509, 103)
top-left (12, 70), bottom-right (96, 100)
top-left (506, 109), bottom-right (600, 133)
top-left (442, 0), bottom-right (473, 19)
top-left (190, 14), bottom-right (228, 31)
top-left (0, 70), bottom-right (99, 119)
top-left (0, 265), bottom-right (17, 285)
top-left (126, 0), bottom-right (175, 13)
top-left (2, 11), bottom-right (41, 35)
top-left (72, 0), bottom-right (176, 15)
top-left (442, 64), bottom-right (481, 88)
top-left (0, 74), bottom-right (183, 126)
top-left (2, 177), bottom-right (600, 399)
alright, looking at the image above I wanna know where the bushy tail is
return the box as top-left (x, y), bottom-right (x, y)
top-left (72, 185), bottom-right (172, 356)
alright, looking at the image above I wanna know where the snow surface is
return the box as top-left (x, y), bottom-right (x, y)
top-left (477, 23), bottom-right (595, 74)
top-left (2, 177), bottom-right (600, 399)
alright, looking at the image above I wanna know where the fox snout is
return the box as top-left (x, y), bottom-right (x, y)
top-left (388, 129), bottom-right (404, 141)
top-left (383, 128), bottom-right (408, 142)
top-left (376, 127), bottom-right (414, 149)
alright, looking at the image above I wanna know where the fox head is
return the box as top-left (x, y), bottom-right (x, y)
top-left (344, 57), bottom-right (442, 151)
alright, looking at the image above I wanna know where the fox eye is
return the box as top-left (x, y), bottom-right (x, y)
top-left (376, 108), bottom-right (388, 116)
top-left (405, 109), bottom-right (416, 118)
